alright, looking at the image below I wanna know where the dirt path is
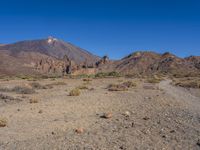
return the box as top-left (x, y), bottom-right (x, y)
top-left (159, 80), bottom-right (200, 112)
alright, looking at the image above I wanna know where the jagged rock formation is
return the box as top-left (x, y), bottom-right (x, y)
top-left (185, 56), bottom-right (200, 70)
top-left (96, 55), bottom-right (110, 67)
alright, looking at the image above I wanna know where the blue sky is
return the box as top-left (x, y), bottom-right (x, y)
top-left (0, 0), bottom-right (200, 59)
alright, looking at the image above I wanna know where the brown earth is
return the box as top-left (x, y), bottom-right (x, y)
top-left (0, 77), bottom-right (200, 149)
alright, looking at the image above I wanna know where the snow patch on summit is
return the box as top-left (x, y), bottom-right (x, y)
top-left (47, 36), bottom-right (58, 44)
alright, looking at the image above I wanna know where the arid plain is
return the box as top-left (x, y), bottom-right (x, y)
top-left (0, 76), bottom-right (200, 150)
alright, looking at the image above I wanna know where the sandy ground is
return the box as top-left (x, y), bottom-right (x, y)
top-left (0, 78), bottom-right (200, 150)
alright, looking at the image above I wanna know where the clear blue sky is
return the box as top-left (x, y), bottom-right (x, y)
top-left (0, 0), bottom-right (200, 59)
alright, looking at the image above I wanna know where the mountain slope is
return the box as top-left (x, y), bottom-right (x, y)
top-left (97, 51), bottom-right (200, 76)
top-left (0, 37), bottom-right (99, 64)
top-left (0, 37), bottom-right (100, 76)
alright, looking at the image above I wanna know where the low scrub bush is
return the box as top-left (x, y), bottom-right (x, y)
top-left (0, 117), bottom-right (7, 127)
top-left (122, 81), bottom-right (137, 88)
top-left (0, 86), bottom-right (35, 94)
top-left (29, 98), bottom-right (39, 103)
top-left (174, 78), bottom-right (200, 89)
top-left (29, 82), bottom-right (48, 89)
top-left (69, 88), bottom-right (80, 96)
top-left (77, 85), bottom-right (89, 90)
top-left (108, 84), bottom-right (128, 91)
top-left (83, 78), bottom-right (92, 82)
top-left (146, 75), bottom-right (162, 84)
top-left (95, 71), bottom-right (121, 78)
top-left (12, 86), bottom-right (35, 94)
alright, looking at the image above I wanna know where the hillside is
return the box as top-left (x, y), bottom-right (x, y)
top-left (98, 51), bottom-right (200, 76)
top-left (0, 37), bottom-right (100, 76)
top-left (0, 37), bottom-right (99, 63)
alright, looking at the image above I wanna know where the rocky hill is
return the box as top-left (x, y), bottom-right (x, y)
top-left (98, 51), bottom-right (200, 76)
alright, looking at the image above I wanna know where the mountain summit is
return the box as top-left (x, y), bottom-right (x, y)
top-left (0, 37), bottom-right (99, 64)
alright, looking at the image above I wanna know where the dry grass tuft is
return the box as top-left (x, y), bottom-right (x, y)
top-left (0, 117), bottom-right (7, 127)
top-left (173, 78), bottom-right (200, 89)
top-left (69, 88), bottom-right (81, 96)
top-left (12, 86), bottom-right (35, 94)
top-left (146, 75), bottom-right (162, 84)
top-left (122, 81), bottom-right (137, 88)
top-left (108, 84), bottom-right (128, 91)
top-left (77, 85), bottom-right (89, 90)
top-left (46, 82), bottom-right (67, 87)
top-left (30, 98), bottom-right (39, 103)
top-left (83, 78), bottom-right (92, 82)
top-left (108, 80), bottom-right (136, 91)
top-left (29, 82), bottom-right (49, 89)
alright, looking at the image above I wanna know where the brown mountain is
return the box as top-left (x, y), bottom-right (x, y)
top-left (0, 37), bottom-right (100, 76)
top-left (0, 37), bottom-right (99, 64)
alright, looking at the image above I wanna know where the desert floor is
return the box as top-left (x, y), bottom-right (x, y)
top-left (0, 77), bottom-right (200, 150)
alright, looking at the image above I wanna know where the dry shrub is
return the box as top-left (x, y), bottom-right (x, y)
top-left (146, 75), bottom-right (162, 84)
top-left (12, 86), bottom-right (35, 94)
top-left (77, 85), bottom-right (89, 90)
top-left (108, 84), bottom-right (128, 91)
top-left (108, 80), bottom-right (136, 91)
top-left (122, 81), bottom-right (137, 88)
top-left (46, 81), bottom-right (67, 86)
top-left (0, 117), bottom-right (7, 127)
top-left (0, 87), bottom-right (11, 92)
top-left (83, 78), bottom-right (92, 82)
top-left (30, 98), bottom-right (39, 103)
top-left (0, 93), bottom-right (22, 102)
top-left (29, 82), bottom-right (48, 89)
top-left (95, 71), bottom-right (121, 78)
top-left (69, 88), bottom-right (80, 96)
top-left (174, 78), bottom-right (200, 89)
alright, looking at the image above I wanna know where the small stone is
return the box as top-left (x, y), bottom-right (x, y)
top-left (17, 109), bottom-right (20, 111)
top-left (101, 113), bottom-right (112, 119)
top-left (38, 110), bottom-right (43, 114)
top-left (197, 139), bottom-right (200, 147)
top-left (143, 116), bottom-right (150, 120)
top-left (75, 128), bottom-right (84, 134)
top-left (170, 130), bottom-right (175, 133)
top-left (123, 111), bottom-right (131, 117)
top-left (131, 122), bottom-right (135, 127)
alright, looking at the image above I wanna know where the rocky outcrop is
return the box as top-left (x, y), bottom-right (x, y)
top-left (185, 56), bottom-right (200, 70)
top-left (96, 56), bottom-right (110, 67)
top-left (35, 58), bottom-right (64, 74)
